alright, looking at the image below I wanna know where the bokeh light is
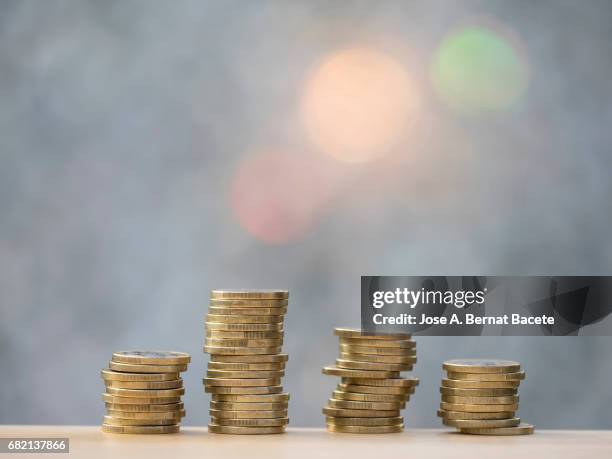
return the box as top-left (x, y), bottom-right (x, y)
top-left (431, 25), bottom-right (529, 113)
top-left (230, 151), bottom-right (334, 244)
top-left (301, 47), bottom-right (420, 163)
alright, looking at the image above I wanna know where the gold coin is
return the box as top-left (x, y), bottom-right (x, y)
top-left (444, 418), bottom-right (521, 428)
top-left (206, 330), bottom-right (284, 339)
top-left (459, 423), bottom-right (534, 435)
top-left (208, 424), bottom-right (285, 434)
top-left (209, 409), bottom-right (288, 419)
top-left (210, 401), bottom-right (288, 411)
top-left (339, 338), bottom-right (416, 348)
top-left (322, 407), bottom-right (400, 418)
top-left (326, 416), bottom-right (403, 426)
top-left (322, 366), bottom-right (400, 379)
top-left (109, 361), bottom-right (187, 374)
top-left (208, 306), bottom-right (287, 316)
top-left (446, 371), bottom-right (525, 381)
top-left (204, 346), bottom-right (282, 355)
top-left (440, 402), bottom-right (519, 412)
top-left (334, 328), bottom-right (411, 340)
top-left (207, 369), bottom-right (284, 379)
top-left (101, 369), bottom-right (180, 382)
top-left (103, 415), bottom-right (178, 426)
top-left (211, 393), bottom-right (290, 403)
top-left (105, 379), bottom-right (183, 390)
top-left (208, 361), bottom-right (285, 371)
top-left (341, 377), bottom-right (419, 387)
top-left (211, 417), bottom-right (289, 427)
top-left (442, 378), bottom-right (520, 389)
top-left (102, 423), bottom-right (180, 434)
top-left (339, 344), bottom-right (415, 356)
top-left (437, 409), bottom-right (515, 420)
top-left (204, 338), bottom-right (283, 348)
top-left (105, 387), bottom-right (184, 398)
top-left (209, 354), bottom-right (288, 363)
top-left (333, 390), bottom-right (407, 403)
top-left (443, 359), bottom-right (520, 374)
top-left (102, 393), bottom-right (181, 405)
top-left (206, 314), bottom-right (284, 324)
top-left (326, 424), bottom-right (403, 434)
top-left (328, 399), bottom-right (404, 410)
top-left (339, 352), bottom-right (416, 364)
top-left (336, 359), bottom-right (413, 372)
top-left (205, 385), bottom-right (283, 395)
top-left (203, 377), bottom-right (281, 387)
top-left (440, 387), bottom-right (517, 397)
top-left (111, 351), bottom-right (191, 365)
top-left (210, 290), bottom-right (289, 300)
top-left (105, 402), bottom-right (183, 412)
top-left (206, 322), bottom-right (283, 332)
top-left (105, 409), bottom-right (185, 420)
top-left (441, 395), bottom-right (519, 405)
top-left (339, 384), bottom-right (415, 395)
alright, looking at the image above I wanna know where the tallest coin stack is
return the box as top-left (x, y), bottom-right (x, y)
top-left (204, 290), bottom-right (290, 434)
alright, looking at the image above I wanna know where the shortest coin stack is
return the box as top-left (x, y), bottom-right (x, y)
top-left (438, 359), bottom-right (534, 436)
top-left (101, 351), bottom-right (191, 434)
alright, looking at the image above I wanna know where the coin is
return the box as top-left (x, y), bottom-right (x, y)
top-left (203, 377), bottom-right (281, 387)
top-left (211, 417), bottom-right (289, 427)
top-left (443, 359), bottom-right (520, 374)
top-left (209, 354), bottom-right (288, 363)
top-left (208, 361), bottom-right (285, 371)
top-left (209, 409), bottom-right (288, 419)
top-left (339, 384), bottom-right (414, 395)
top-left (210, 401), bottom-right (288, 411)
top-left (211, 393), bottom-right (290, 403)
top-left (339, 344), bottom-right (415, 356)
top-left (105, 387), bottom-right (184, 398)
top-left (440, 387), bottom-right (517, 397)
top-left (208, 306), bottom-right (287, 316)
top-left (210, 290), bottom-right (289, 300)
top-left (327, 399), bottom-right (404, 410)
top-left (340, 338), bottom-right (416, 349)
top-left (440, 402), bottom-right (519, 412)
top-left (206, 314), bottom-right (285, 325)
top-left (204, 346), bottom-right (283, 355)
top-left (104, 402), bottom-right (183, 412)
top-left (326, 424), bottom-right (403, 434)
top-left (444, 418), bottom-right (521, 428)
top-left (323, 407), bottom-right (400, 418)
top-left (102, 394), bottom-right (181, 405)
top-left (339, 353), bottom-right (416, 364)
top-left (334, 328), bottom-right (411, 340)
top-left (205, 385), bottom-right (283, 395)
top-left (208, 424), bottom-right (285, 434)
top-left (341, 377), bottom-right (419, 387)
top-left (206, 369), bottom-right (284, 379)
top-left (336, 359), bottom-right (413, 372)
top-left (103, 415), bottom-right (178, 426)
top-left (206, 322), bottom-right (284, 332)
top-left (102, 423), bottom-right (180, 434)
top-left (322, 366), bottom-right (400, 379)
top-left (437, 409), bottom-right (515, 420)
top-left (326, 416), bottom-right (403, 426)
top-left (446, 371), bottom-right (525, 381)
top-left (332, 390), bottom-right (407, 403)
top-left (105, 409), bottom-right (184, 420)
top-left (459, 423), bottom-right (534, 435)
top-left (206, 330), bottom-right (284, 339)
top-left (441, 395), bottom-right (519, 405)
top-left (108, 361), bottom-right (187, 373)
top-left (204, 338), bottom-right (283, 347)
top-left (104, 379), bottom-right (183, 390)
top-left (111, 351), bottom-right (191, 365)
top-left (441, 378), bottom-right (520, 389)
top-left (101, 369), bottom-right (180, 382)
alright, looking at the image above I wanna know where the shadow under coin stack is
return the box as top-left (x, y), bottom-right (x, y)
top-left (101, 351), bottom-right (190, 434)
top-left (204, 290), bottom-right (290, 434)
top-left (438, 359), bottom-right (534, 435)
top-left (322, 328), bottom-right (419, 433)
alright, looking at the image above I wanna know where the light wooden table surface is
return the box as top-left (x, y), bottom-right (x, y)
top-left (1, 426), bottom-right (610, 459)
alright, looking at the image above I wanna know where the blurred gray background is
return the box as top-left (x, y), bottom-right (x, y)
top-left (1, 0), bottom-right (612, 428)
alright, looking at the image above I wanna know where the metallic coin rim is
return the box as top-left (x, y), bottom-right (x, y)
top-left (111, 351), bottom-right (191, 365)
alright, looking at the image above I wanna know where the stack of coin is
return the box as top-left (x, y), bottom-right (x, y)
top-left (322, 328), bottom-right (419, 433)
top-left (100, 351), bottom-right (190, 434)
top-left (204, 290), bottom-right (290, 435)
top-left (438, 359), bottom-right (534, 435)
